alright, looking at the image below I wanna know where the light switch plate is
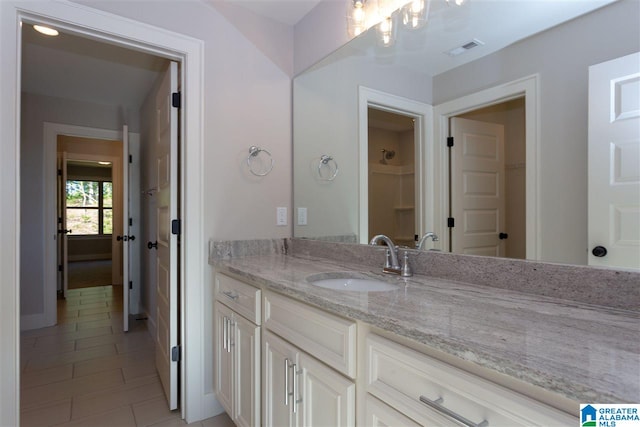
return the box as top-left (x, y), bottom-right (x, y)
top-left (297, 207), bottom-right (307, 225)
top-left (276, 207), bottom-right (287, 226)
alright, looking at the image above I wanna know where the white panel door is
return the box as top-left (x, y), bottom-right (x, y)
top-left (155, 61), bottom-right (179, 409)
top-left (298, 352), bottom-right (355, 427)
top-left (234, 312), bottom-right (261, 427)
top-left (61, 152), bottom-right (69, 298)
top-left (588, 51), bottom-right (640, 269)
top-left (127, 135), bottom-right (141, 316)
top-left (122, 125), bottom-right (130, 332)
top-left (263, 330), bottom-right (299, 427)
top-left (214, 302), bottom-right (233, 415)
top-left (451, 117), bottom-right (506, 256)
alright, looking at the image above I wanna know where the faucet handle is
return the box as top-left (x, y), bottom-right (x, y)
top-left (401, 251), bottom-right (412, 277)
top-left (384, 249), bottom-right (392, 269)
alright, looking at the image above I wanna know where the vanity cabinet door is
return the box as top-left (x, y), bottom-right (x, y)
top-left (214, 301), bottom-right (233, 416)
top-left (298, 351), bottom-right (355, 427)
top-left (263, 330), bottom-right (299, 427)
top-left (234, 313), bottom-right (261, 427)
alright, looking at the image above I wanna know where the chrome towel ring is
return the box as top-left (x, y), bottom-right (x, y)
top-left (247, 146), bottom-right (274, 176)
top-left (318, 155), bottom-right (338, 181)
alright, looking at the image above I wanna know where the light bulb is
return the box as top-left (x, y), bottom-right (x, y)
top-left (446, 0), bottom-right (467, 6)
top-left (376, 16), bottom-right (395, 47)
top-left (401, 0), bottom-right (428, 29)
top-left (33, 25), bottom-right (59, 36)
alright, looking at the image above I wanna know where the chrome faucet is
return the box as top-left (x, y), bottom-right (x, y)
top-left (416, 232), bottom-right (439, 250)
top-left (369, 234), bottom-right (401, 274)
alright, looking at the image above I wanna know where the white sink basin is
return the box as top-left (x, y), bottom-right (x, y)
top-left (306, 273), bottom-right (398, 292)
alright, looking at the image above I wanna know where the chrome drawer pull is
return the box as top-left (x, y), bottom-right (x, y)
top-left (222, 291), bottom-right (239, 301)
top-left (419, 396), bottom-right (488, 427)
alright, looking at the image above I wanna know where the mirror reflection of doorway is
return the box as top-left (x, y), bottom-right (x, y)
top-left (450, 97), bottom-right (526, 259)
top-left (367, 107), bottom-right (417, 247)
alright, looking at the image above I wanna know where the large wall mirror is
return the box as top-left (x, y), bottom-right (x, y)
top-left (293, 0), bottom-right (640, 268)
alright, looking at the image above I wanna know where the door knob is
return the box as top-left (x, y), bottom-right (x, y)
top-left (58, 229), bottom-right (72, 234)
top-left (147, 241), bottom-right (158, 250)
top-left (499, 232), bottom-right (509, 240)
top-left (592, 246), bottom-right (607, 257)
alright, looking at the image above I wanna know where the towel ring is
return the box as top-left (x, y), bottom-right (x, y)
top-left (318, 155), bottom-right (338, 181)
top-left (247, 146), bottom-right (274, 177)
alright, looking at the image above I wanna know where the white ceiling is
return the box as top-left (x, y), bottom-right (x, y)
top-left (20, 0), bottom-right (618, 109)
top-left (21, 25), bottom-right (168, 110)
top-left (225, 0), bottom-right (322, 25)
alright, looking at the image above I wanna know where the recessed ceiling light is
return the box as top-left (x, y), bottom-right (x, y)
top-left (98, 161), bottom-right (111, 166)
top-left (33, 25), bottom-right (59, 37)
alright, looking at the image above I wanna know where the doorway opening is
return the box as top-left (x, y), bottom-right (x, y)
top-left (61, 157), bottom-right (117, 292)
top-left (367, 108), bottom-right (417, 247)
top-left (448, 97), bottom-right (526, 259)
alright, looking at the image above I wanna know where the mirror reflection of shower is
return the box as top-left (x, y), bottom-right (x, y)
top-left (380, 148), bottom-right (395, 164)
top-left (368, 107), bottom-right (416, 247)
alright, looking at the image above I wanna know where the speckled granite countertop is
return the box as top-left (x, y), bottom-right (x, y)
top-left (214, 253), bottom-right (639, 405)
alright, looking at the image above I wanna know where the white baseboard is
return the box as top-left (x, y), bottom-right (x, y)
top-left (20, 312), bottom-right (54, 331)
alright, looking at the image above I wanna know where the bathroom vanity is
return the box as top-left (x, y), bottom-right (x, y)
top-left (211, 239), bottom-right (640, 427)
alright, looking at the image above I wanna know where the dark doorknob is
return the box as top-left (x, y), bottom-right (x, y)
top-left (58, 229), bottom-right (72, 234)
top-left (592, 246), bottom-right (607, 257)
top-left (147, 241), bottom-right (158, 250)
top-left (499, 232), bottom-right (509, 240)
top-left (117, 235), bottom-right (127, 241)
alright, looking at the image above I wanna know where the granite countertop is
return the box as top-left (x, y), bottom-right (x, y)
top-left (214, 253), bottom-right (640, 405)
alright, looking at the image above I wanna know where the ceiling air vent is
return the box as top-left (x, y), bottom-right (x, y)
top-left (445, 39), bottom-right (485, 57)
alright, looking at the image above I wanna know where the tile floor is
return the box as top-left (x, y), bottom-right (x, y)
top-left (20, 285), bottom-right (234, 427)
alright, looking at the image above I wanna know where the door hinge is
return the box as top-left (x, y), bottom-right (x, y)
top-left (447, 217), bottom-right (455, 228)
top-left (129, 281), bottom-right (133, 290)
top-left (171, 345), bottom-right (181, 362)
top-left (129, 218), bottom-right (133, 227)
top-left (129, 154), bottom-right (132, 164)
top-left (58, 217), bottom-right (62, 224)
top-left (172, 92), bottom-right (181, 109)
top-left (171, 219), bottom-right (181, 235)
top-left (58, 265), bottom-right (63, 272)
top-left (58, 169), bottom-right (62, 176)
top-left (447, 136), bottom-right (454, 147)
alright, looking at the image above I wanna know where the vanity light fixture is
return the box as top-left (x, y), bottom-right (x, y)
top-left (348, 0), bottom-right (436, 44)
top-left (33, 25), bottom-right (59, 36)
top-left (376, 16), bottom-right (396, 47)
top-left (401, 0), bottom-right (429, 30)
top-left (348, 0), bottom-right (368, 37)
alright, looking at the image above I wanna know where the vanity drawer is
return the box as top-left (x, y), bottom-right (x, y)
top-left (263, 291), bottom-right (356, 378)
top-left (366, 334), bottom-right (575, 427)
top-left (215, 273), bottom-right (261, 324)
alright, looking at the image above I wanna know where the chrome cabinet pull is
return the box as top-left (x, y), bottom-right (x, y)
top-left (222, 291), bottom-right (239, 301)
top-left (292, 363), bottom-right (301, 414)
top-left (222, 316), bottom-right (228, 351)
top-left (284, 358), bottom-right (289, 406)
top-left (419, 396), bottom-right (488, 427)
top-left (227, 318), bottom-right (234, 353)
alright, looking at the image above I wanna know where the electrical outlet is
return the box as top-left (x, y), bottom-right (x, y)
top-left (297, 207), bottom-right (307, 225)
top-left (276, 207), bottom-right (287, 226)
